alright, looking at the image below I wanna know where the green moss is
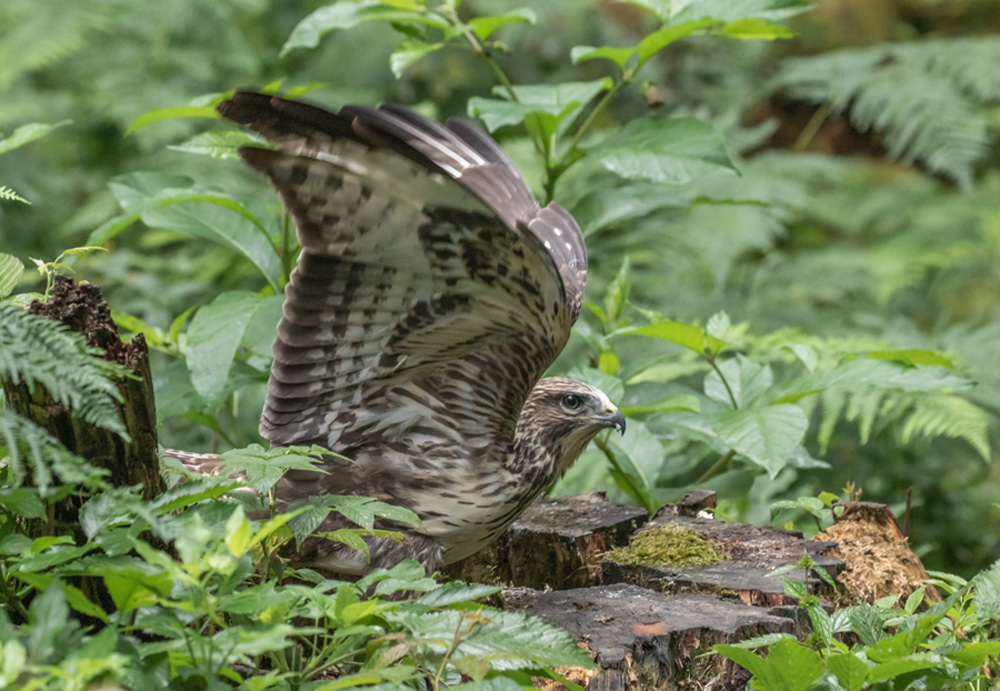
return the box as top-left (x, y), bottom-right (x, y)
top-left (605, 526), bottom-right (726, 567)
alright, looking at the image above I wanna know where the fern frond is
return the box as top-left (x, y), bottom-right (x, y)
top-left (773, 37), bottom-right (1000, 188)
top-left (0, 186), bottom-right (28, 204)
top-left (0, 410), bottom-right (107, 496)
top-left (0, 303), bottom-right (126, 436)
top-left (816, 382), bottom-right (990, 461)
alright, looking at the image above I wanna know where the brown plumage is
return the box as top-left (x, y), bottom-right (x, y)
top-left (166, 92), bottom-right (624, 575)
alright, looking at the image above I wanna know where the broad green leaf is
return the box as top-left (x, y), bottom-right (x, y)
top-left (570, 45), bottom-right (637, 70)
top-left (704, 357), bottom-right (773, 408)
top-left (631, 0), bottom-right (811, 23)
top-left (126, 106), bottom-right (220, 135)
top-left (104, 571), bottom-right (161, 612)
top-left (971, 559), bottom-right (1000, 624)
top-left (826, 652), bottom-right (870, 691)
top-left (0, 253), bottom-right (25, 298)
top-left (571, 183), bottom-right (690, 235)
top-left (638, 19), bottom-right (716, 66)
top-left (0, 488), bottom-right (44, 519)
top-left (168, 129), bottom-right (267, 159)
top-left (468, 9), bottom-right (536, 40)
top-left (866, 654), bottom-right (942, 684)
top-left (467, 79), bottom-right (611, 135)
top-left (585, 117), bottom-right (737, 184)
top-left (619, 319), bottom-right (729, 356)
top-left (186, 292), bottom-right (274, 409)
top-left (620, 394), bottom-right (700, 415)
top-left (414, 582), bottom-right (501, 608)
top-left (946, 640), bottom-right (1000, 671)
top-left (282, 1), bottom-right (449, 56)
top-left (390, 40), bottom-right (444, 77)
top-left (711, 404), bottom-right (809, 477)
top-left (150, 479), bottom-right (245, 513)
top-left (608, 418), bottom-right (664, 495)
top-left (0, 120), bottom-right (71, 156)
top-left (715, 638), bottom-right (824, 691)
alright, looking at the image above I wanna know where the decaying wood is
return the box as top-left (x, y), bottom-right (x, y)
top-left (815, 501), bottom-right (942, 606)
top-left (506, 584), bottom-right (794, 690)
top-left (3, 276), bottom-right (164, 499)
top-left (445, 492), bottom-right (647, 589)
top-left (602, 502), bottom-right (844, 607)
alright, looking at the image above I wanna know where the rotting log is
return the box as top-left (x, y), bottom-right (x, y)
top-left (602, 497), bottom-right (844, 607)
top-left (2, 275), bottom-right (165, 500)
top-left (445, 492), bottom-right (647, 589)
top-left (506, 583), bottom-right (795, 691)
top-left (815, 501), bottom-right (942, 606)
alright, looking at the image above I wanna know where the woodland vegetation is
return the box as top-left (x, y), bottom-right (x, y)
top-left (1, 0), bottom-right (999, 688)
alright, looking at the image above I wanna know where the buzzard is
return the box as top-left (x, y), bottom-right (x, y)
top-left (170, 91), bottom-right (624, 575)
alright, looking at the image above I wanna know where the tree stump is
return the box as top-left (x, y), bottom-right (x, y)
top-left (603, 500), bottom-right (844, 606)
top-left (506, 584), bottom-right (794, 690)
top-left (445, 492), bottom-right (647, 588)
top-left (2, 275), bottom-right (164, 499)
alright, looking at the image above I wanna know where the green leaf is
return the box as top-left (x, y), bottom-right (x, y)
top-left (868, 349), bottom-right (956, 368)
top-left (468, 9), bottom-right (536, 40)
top-left (0, 488), bottom-right (44, 519)
top-left (704, 357), bottom-right (773, 408)
top-left (168, 129), bottom-right (267, 159)
top-left (126, 106), bottom-right (220, 135)
top-left (0, 253), bottom-right (25, 299)
top-left (584, 117), bottom-right (737, 184)
top-left (826, 652), bottom-right (871, 691)
top-left (225, 505), bottom-right (253, 557)
top-left (570, 45), bottom-right (637, 70)
top-left (604, 257), bottom-right (631, 325)
top-left (149, 479), bottom-right (245, 513)
top-left (566, 366), bottom-right (624, 402)
top-left (711, 404), bottom-right (809, 477)
top-left (282, 1), bottom-right (449, 56)
top-left (620, 394), bottom-right (700, 415)
top-left (971, 559), bottom-right (1000, 624)
top-left (638, 19), bottom-right (717, 66)
top-left (388, 609), bottom-right (595, 670)
top-left (0, 120), bottom-right (71, 156)
top-left (618, 319), bottom-right (729, 356)
top-left (0, 185), bottom-right (29, 204)
top-left (414, 582), bottom-right (501, 608)
top-left (715, 17), bottom-right (795, 40)
top-left (390, 40), bottom-right (444, 77)
top-left (186, 292), bottom-right (275, 409)
top-left (715, 638), bottom-right (824, 691)
top-left (467, 79), bottom-right (612, 135)
top-left (219, 443), bottom-right (326, 495)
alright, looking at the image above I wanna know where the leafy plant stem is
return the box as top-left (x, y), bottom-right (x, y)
top-left (707, 356), bottom-right (739, 409)
top-left (594, 433), bottom-right (656, 514)
top-left (694, 448), bottom-right (736, 485)
top-left (792, 101), bottom-right (833, 153)
top-left (0, 571), bottom-right (30, 620)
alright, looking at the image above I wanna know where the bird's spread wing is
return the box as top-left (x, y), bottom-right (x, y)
top-left (218, 92), bottom-right (587, 453)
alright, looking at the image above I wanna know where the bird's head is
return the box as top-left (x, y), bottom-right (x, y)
top-left (517, 377), bottom-right (626, 479)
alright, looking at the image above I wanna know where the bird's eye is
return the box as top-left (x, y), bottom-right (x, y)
top-left (561, 393), bottom-right (583, 410)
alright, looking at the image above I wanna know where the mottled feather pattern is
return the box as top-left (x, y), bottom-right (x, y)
top-left (181, 92), bottom-right (616, 575)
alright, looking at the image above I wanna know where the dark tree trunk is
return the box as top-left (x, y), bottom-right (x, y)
top-left (2, 275), bottom-right (165, 499)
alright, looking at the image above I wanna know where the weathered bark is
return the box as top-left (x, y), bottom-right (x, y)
top-left (506, 584), bottom-right (793, 690)
top-left (2, 275), bottom-right (164, 499)
top-left (445, 492), bottom-right (647, 589)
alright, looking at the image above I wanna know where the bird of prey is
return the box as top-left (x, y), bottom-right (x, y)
top-left (169, 91), bottom-right (625, 576)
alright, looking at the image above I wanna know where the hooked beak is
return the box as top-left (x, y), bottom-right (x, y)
top-left (603, 407), bottom-right (626, 435)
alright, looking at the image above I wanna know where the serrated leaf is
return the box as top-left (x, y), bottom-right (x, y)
top-left (0, 253), bottom-right (25, 298)
top-left (0, 488), bottom-right (45, 519)
top-left (711, 404), bottom-right (809, 477)
top-left (715, 637), bottom-right (824, 691)
top-left (585, 117), bottom-right (737, 184)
